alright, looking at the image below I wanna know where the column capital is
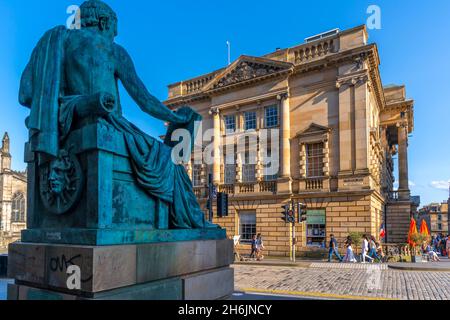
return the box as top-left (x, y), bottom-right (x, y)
top-left (276, 92), bottom-right (289, 101)
top-left (396, 121), bottom-right (408, 129)
top-left (209, 107), bottom-right (220, 116)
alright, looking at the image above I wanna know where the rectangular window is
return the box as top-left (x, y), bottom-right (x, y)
top-left (192, 164), bottom-right (202, 187)
top-left (265, 106), bottom-right (279, 128)
top-left (262, 143), bottom-right (278, 180)
top-left (306, 209), bottom-right (326, 247)
top-left (239, 211), bottom-right (256, 243)
top-left (224, 164), bottom-right (236, 185)
top-left (306, 143), bottom-right (324, 178)
top-left (224, 115), bottom-right (236, 134)
top-left (244, 111), bottom-right (257, 131)
top-left (242, 164), bottom-right (256, 183)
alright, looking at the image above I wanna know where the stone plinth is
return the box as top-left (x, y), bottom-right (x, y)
top-left (7, 239), bottom-right (234, 300)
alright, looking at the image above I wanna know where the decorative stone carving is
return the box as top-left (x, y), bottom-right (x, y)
top-left (214, 61), bottom-right (287, 89)
top-left (39, 149), bottom-right (83, 216)
top-left (336, 73), bottom-right (369, 88)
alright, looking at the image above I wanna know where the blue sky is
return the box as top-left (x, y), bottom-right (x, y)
top-left (0, 0), bottom-right (449, 206)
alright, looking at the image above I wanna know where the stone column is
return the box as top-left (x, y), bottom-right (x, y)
top-left (212, 107), bottom-right (221, 185)
top-left (279, 93), bottom-right (291, 178)
top-left (337, 82), bottom-right (353, 175)
top-left (397, 122), bottom-right (410, 200)
top-left (354, 78), bottom-right (370, 174)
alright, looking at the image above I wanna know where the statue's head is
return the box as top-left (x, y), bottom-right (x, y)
top-left (80, 0), bottom-right (118, 37)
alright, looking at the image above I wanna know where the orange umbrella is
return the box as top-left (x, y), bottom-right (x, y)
top-left (407, 218), bottom-right (418, 247)
top-left (420, 219), bottom-right (430, 237)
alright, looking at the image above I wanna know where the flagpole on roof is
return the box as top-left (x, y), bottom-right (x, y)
top-left (226, 41), bottom-right (231, 66)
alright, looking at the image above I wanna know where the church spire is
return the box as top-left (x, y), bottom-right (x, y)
top-left (1, 132), bottom-right (11, 171)
top-left (2, 132), bottom-right (10, 153)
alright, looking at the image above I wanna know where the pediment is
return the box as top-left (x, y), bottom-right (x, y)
top-left (295, 123), bottom-right (331, 141)
top-left (203, 56), bottom-right (293, 91)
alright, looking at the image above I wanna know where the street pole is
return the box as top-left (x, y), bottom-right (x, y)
top-left (292, 200), bottom-right (296, 263)
top-left (208, 173), bottom-right (213, 223)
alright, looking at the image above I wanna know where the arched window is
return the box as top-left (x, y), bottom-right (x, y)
top-left (11, 192), bottom-right (26, 223)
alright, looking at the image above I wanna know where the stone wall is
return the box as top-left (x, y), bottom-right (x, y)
top-left (206, 191), bottom-right (386, 257)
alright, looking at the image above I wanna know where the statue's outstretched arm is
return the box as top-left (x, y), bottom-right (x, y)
top-left (115, 44), bottom-right (187, 124)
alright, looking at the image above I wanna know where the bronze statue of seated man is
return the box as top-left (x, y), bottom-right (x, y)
top-left (19, 0), bottom-right (215, 231)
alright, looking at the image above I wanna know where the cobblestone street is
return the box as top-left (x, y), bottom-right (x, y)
top-left (233, 264), bottom-right (450, 300)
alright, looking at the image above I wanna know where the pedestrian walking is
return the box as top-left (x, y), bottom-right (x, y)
top-left (368, 235), bottom-right (381, 262)
top-left (343, 236), bottom-right (357, 263)
top-left (250, 235), bottom-right (257, 259)
top-left (256, 233), bottom-right (265, 261)
top-left (361, 234), bottom-right (374, 263)
top-left (328, 234), bottom-right (343, 262)
top-left (445, 234), bottom-right (450, 258)
top-left (376, 242), bottom-right (385, 262)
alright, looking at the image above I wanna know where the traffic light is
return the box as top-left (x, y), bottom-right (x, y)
top-left (281, 204), bottom-right (295, 224)
top-left (287, 208), bottom-right (295, 224)
top-left (280, 204), bottom-right (289, 223)
top-left (298, 202), bottom-right (307, 222)
top-left (217, 192), bottom-right (229, 218)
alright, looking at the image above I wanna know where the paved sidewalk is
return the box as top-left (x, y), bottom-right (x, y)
top-left (389, 259), bottom-right (450, 272)
top-left (235, 257), bottom-right (450, 272)
top-left (234, 264), bottom-right (450, 300)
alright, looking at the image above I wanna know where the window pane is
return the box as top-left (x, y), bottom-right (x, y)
top-left (242, 164), bottom-right (256, 183)
top-left (192, 165), bottom-right (202, 187)
top-left (239, 211), bottom-right (256, 242)
top-left (225, 115), bottom-right (236, 134)
top-left (11, 192), bottom-right (25, 223)
top-left (265, 106), bottom-right (279, 128)
top-left (225, 164), bottom-right (236, 184)
top-left (244, 112), bottom-right (257, 131)
top-left (306, 143), bottom-right (324, 177)
top-left (306, 209), bottom-right (326, 247)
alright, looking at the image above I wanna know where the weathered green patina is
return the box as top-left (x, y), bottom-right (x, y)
top-left (19, 0), bottom-right (223, 245)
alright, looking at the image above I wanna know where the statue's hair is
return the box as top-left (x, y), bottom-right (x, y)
top-left (80, 0), bottom-right (118, 36)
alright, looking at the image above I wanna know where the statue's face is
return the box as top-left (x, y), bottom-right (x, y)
top-left (49, 160), bottom-right (67, 195)
top-left (98, 15), bottom-right (118, 39)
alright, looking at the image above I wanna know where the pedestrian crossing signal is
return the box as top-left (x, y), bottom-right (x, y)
top-left (287, 209), bottom-right (295, 224)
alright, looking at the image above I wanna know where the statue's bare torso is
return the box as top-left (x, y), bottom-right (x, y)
top-left (64, 29), bottom-right (120, 113)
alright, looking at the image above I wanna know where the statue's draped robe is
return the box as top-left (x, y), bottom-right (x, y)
top-left (21, 26), bottom-right (213, 229)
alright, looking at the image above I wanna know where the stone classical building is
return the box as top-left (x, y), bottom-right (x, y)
top-left (0, 133), bottom-right (27, 248)
top-left (165, 25), bottom-right (415, 256)
top-left (419, 202), bottom-right (449, 235)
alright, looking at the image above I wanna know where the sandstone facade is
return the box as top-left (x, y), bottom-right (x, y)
top-left (165, 26), bottom-right (415, 256)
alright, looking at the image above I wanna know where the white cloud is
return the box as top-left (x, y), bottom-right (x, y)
top-left (430, 180), bottom-right (450, 190)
